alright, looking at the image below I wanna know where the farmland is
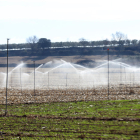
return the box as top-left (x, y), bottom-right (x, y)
top-left (0, 55), bottom-right (140, 139)
top-left (0, 100), bottom-right (140, 139)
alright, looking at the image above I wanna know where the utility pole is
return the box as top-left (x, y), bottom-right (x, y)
top-left (5, 38), bottom-right (9, 116)
top-left (107, 48), bottom-right (109, 100)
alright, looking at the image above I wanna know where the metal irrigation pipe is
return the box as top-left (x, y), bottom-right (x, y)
top-left (107, 48), bottom-right (109, 100)
top-left (119, 62), bottom-right (122, 93)
top-left (10, 73), bottom-right (12, 88)
top-left (33, 61), bottom-right (35, 96)
top-left (20, 68), bottom-right (22, 94)
top-left (48, 72), bottom-right (49, 88)
top-left (66, 73), bottom-right (68, 88)
top-left (130, 72), bottom-right (131, 91)
top-left (5, 38), bottom-right (9, 116)
top-left (79, 73), bottom-right (80, 89)
top-left (133, 71), bottom-right (134, 88)
top-left (124, 67), bottom-right (127, 93)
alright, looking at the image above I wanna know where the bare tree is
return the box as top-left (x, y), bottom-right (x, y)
top-left (79, 38), bottom-right (89, 47)
top-left (26, 36), bottom-right (38, 51)
top-left (111, 32), bottom-right (127, 47)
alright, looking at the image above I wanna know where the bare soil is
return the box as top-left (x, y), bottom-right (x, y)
top-left (0, 55), bottom-right (121, 64)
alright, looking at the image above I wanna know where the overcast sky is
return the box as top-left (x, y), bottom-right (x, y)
top-left (1, 0), bottom-right (140, 44)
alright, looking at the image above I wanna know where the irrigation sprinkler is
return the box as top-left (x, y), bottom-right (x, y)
top-left (124, 67), bottom-right (126, 93)
top-left (65, 73), bottom-right (67, 88)
top-left (33, 61), bottom-right (35, 96)
top-left (20, 68), bottom-right (22, 94)
top-left (48, 72), bottom-right (49, 88)
top-left (130, 72), bottom-right (131, 92)
top-left (133, 71), bottom-right (134, 88)
top-left (11, 73), bottom-right (12, 88)
top-left (79, 73), bottom-right (80, 89)
top-left (5, 38), bottom-right (9, 116)
top-left (107, 48), bottom-right (109, 100)
top-left (119, 62), bottom-right (122, 93)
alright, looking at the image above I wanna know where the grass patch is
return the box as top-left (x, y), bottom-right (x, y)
top-left (0, 100), bottom-right (140, 139)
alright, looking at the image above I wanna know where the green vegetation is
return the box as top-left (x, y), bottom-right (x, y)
top-left (0, 100), bottom-right (140, 139)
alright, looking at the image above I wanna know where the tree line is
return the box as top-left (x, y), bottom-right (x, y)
top-left (26, 32), bottom-right (140, 50)
top-left (0, 32), bottom-right (140, 56)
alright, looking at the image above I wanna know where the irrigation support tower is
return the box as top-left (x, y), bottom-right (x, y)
top-left (5, 38), bottom-right (9, 116)
top-left (107, 48), bottom-right (109, 100)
